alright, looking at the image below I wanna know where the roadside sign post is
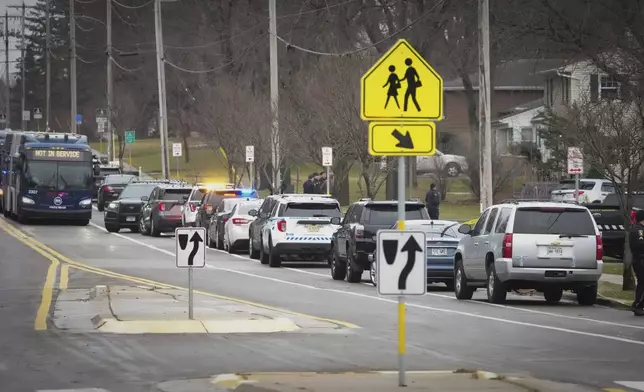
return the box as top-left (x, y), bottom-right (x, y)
top-left (76, 114), bottom-right (83, 125)
top-left (567, 147), bottom-right (583, 202)
top-left (34, 108), bottom-right (42, 131)
top-left (245, 145), bottom-right (255, 188)
top-left (322, 147), bottom-right (333, 195)
top-left (124, 130), bottom-right (136, 166)
top-left (22, 110), bottom-right (30, 124)
top-left (172, 143), bottom-right (182, 178)
top-left (175, 227), bottom-right (206, 320)
top-left (360, 38), bottom-right (443, 387)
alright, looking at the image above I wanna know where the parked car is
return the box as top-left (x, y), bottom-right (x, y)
top-left (550, 179), bottom-right (614, 203)
top-left (369, 219), bottom-right (464, 288)
top-left (139, 184), bottom-right (192, 236)
top-left (103, 180), bottom-right (163, 233)
top-left (454, 201), bottom-right (603, 305)
top-left (208, 197), bottom-right (257, 249)
top-left (181, 185), bottom-right (208, 227)
top-left (97, 174), bottom-right (138, 211)
top-left (416, 150), bottom-right (468, 177)
top-left (223, 199), bottom-right (263, 253)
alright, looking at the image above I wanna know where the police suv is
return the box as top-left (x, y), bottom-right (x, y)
top-left (254, 195), bottom-right (342, 268)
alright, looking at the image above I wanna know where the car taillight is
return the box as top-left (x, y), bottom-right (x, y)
top-left (189, 203), bottom-right (196, 212)
top-left (355, 227), bottom-right (364, 238)
top-left (103, 185), bottom-right (113, 192)
top-left (232, 218), bottom-right (249, 225)
top-left (277, 219), bottom-right (286, 232)
top-left (631, 210), bottom-right (637, 224)
top-left (158, 202), bottom-right (166, 212)
top-left (596, 235), bottom-right (603, 260)
top-left (502, 233), bottom-right (513, 258)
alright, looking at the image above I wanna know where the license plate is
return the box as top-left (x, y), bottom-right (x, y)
top-left (431, 248), bottom-right (447, 256)
top-left (306, 225), bottom-right (320, 232)
top-left (126, 216), bottom-right (135, 222)
top-left (546, 246), bottom-right (563, 256)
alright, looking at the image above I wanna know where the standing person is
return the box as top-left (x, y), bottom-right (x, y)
top-left (303, 174), bottom-right (315, 194)
top-left (629, 209), bottom-right (644, 316)
top-left (318, 172), bottom-right (328, 194)
top-left (425, 183), bottom-right (440, 220)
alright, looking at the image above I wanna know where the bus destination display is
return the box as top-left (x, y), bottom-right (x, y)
top-left (28, 149), bottom-right (87, 161)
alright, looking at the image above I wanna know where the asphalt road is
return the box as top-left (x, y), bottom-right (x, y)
top-left (2, 207), bottom-right (644, 391)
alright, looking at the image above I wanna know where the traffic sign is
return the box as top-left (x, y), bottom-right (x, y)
top-left (172, 143), bottom-right (182, 157)
top-left (361, 39), bottom-right (443, 121)
top-left (97, 117), bottom-right (107, 125)
top-left (0, 114), bottom-right (6, 123)
top-left (33, 108), bottom-right (42, 119)
top-left (22, 110), bottom-right (30, 121)
top-left (97, 121), bottom-right (105, 133)
top-left (76, 114), bottom-right (83, 124)
top-left (369, 122), bottom-right (436, 156)
top-left (322, 147), bottom-right (333, 167)
top-left (124, 130), bottom-right (135, 145)
top-left (96, 108), bottom-right (107, 119)
top-left (245, 145), bottom-right (254, 163)
top-left (567, 147), bottom-right (583, 174)
top-left (376, 230), bottom-right (427, 296)
top-left (175, 227), bottom-right (206, 268)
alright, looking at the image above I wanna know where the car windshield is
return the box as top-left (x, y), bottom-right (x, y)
top-left (403, 222), bottom-right (462, 238)
top-left (104, 174), bottom-right (136, 185)
top-left (119, 184), bottom-right (156, 199)
top-left (281, 202), bottom-right (341, 218)
top-left (237, 201), bottom-right (262, 215)
top-left (556, 181), bottom-right (595, 190)
top-left (161, 188), bottom-right (192, 200)
top-left (222, 198), bottom-right (244, 212)
top-left (602, 193), bottom-right (644, 208)
top-left (190, 188), bottom-right (208, 201)
top-left (513, 207), bottom-right (595, 235)
top-left (365, 204), bottom-right (428, 225)
top-left (25, 161), bottom-right (93, 191)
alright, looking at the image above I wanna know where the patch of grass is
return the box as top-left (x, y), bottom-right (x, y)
top-left (602, 262), bottom-right (623, 276)
top-left (598, 281), bottom-right (634, 303)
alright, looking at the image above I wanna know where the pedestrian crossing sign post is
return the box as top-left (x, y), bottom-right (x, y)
top-left (33, 108), bottom-right (42, 120)
top-left (359, 39), bottom-right (444, 387)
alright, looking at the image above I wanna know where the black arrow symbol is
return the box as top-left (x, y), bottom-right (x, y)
top-left (382, 239), bottom-right (398, 265)
top-left (188, 232), bottom-right (203, 266)
top-left (178, 234), bottom-right (189, 250)
top-left (399, 235), bottom-right (422, 290)
top-left (391, 129), bottom-right (414, 149)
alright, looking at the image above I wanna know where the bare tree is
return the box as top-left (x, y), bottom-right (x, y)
top-left (111, 87), bottom-right (141, 169)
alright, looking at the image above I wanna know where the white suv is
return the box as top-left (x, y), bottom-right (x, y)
top-left (454, 201), bottom-right (603, 305)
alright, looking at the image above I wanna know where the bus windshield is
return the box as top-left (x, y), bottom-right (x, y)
top-left (25, 160), bottom-right (93, 191)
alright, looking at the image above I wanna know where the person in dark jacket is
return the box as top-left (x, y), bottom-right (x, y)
top-left (425, 183), bottom-right (440, 219)
top-left (629, 209), bottom-right (644, 316)
top-left (303, 173), bottom-right (316, 194)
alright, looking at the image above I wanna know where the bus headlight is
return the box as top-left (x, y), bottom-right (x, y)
top-left (21, 196), bottom-right (35, 205)
top-left (79, 198), bottom-right (92, 207)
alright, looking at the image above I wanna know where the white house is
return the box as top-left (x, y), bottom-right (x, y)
top-left (492, 99), bottom-right (549, 160)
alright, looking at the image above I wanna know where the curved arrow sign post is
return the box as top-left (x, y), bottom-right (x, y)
top-left (175, 227), bottom-right (206, 320)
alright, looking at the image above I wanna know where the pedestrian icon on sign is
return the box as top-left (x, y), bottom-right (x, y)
top-left (383, 65), bottom-right (401, 109)
top-left (402, 58), bottom-right (421, 112)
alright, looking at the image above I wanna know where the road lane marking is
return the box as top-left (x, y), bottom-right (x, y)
top-left (2, 220), bottom-right (358, 329)
top-left (59, 264), bottom-right (69, 290)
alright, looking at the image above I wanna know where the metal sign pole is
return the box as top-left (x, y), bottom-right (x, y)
top-left (249, 162), bottom-right (254, 189)
top-left (176, 156), bottom-right (179, 178)
top-left (188, 266), bottom-right (194, 320)
top-left (397, 155), bottom-right (406, 387)
top-left (326, 166), bottom-right (330, 195)
top-left (575, 173), bottom-right (580, 203)
top-left (129, 144), bottom-right (132, 167)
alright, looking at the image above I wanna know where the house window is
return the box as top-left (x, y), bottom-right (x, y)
top-left (561, 78), bottom-right (570, 104)
top-left (600, 75), bottom-right (620, 100)
top-left (547, 78), bottom-right (554, 106)
top-left (521, 127), bottom-right (533, 142)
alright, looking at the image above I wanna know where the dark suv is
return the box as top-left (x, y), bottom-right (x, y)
top-left (97, 174), bottom-right (138, 211)
top-left (103, 180), bottom-right (163, 233)
top-left (139, 184), bottom-right (192, 236)
top-left (329, 199), bottom-right (429, 282)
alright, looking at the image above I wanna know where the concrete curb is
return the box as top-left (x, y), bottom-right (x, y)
top-left (596, 294), bottom-right (633, 310)
top-left (90, 316), bottom-right (300, 334)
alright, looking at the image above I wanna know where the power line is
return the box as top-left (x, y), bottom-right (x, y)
top-left (276, 0), bottom-right (361, 19)
top-left (110, 56), bottom-right (141, 72)
top-left (164, 33), bottom-right (266, 74)
top-left (164, 22), bottom-right (266, 50)
top-left (111, 0), bottom-right (154, 10)
top-left (111, 4), bottom-right (143, 27)
top-left (274, 0), bottom-right (446, 57)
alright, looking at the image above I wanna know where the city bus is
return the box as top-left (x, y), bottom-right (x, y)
top-left (2, 132), bottom-right (99, 224)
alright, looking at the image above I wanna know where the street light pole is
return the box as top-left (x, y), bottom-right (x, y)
top-left (268, 0), bottom-right (280, 193)
top-left (69, 0), bottom-right (77, 134)
top-left (45, 0), bottom-right (51, 129)
top-left (5, 11), bottom-right (10, 128)
top-left (478, 0), bottom-right (493, 211)
top-left (106, 0), bottom-right (114, 161)
top-left (154, 0), bottom-right (170, 179)
top-left (20, 2), bottom-right (25, 131)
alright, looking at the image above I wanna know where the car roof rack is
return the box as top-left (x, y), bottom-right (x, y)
top-left (279, 193), bottom-right (333, 198)
top-left (500, 199), bottom-right (580, 205)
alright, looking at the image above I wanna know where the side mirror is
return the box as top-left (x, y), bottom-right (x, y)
top-left (140, 195), bottom-right (149, 201)
top-left (330, 217), bottom-right (341, 225)
top-left (458, 224), bottom-right (472, 235)
top-left (248, 209), bottom-right (258, 217)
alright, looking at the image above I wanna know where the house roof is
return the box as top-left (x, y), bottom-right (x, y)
top-left (444, 59), bottom-right (569, 91)
top-left (493, 99), bottom-right (544, 124)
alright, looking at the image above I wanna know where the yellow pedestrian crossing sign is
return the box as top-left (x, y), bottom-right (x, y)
top-left (369, 122), bottom-right (436, 156)
top-left (361, 39), bottom-right (443, 121)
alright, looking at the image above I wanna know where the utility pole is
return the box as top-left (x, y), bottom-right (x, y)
top-left (45, 0), bottom-right (51, 130)
top-left (20, 1), bottom-right (25, 131)
top-left (5, 11), bottom-right (10, 129)
top-left (268, 0), bottom-right (281, 193)
top-left (154, 0), bottom-right (170, 179)
top-left (106, 0), bottom-right (114, 161)
top-left (478, 0), bottom-right (493, 211)
top-left (69, 0), bottom-right (77, 133)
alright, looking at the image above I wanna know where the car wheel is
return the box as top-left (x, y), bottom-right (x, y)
top-left (445, 162), bottom-right (461, 177)
top-left (543, 288), bottom-right (563, 304)
top-left (454, 261), bottom-right (474, 300)
top-left (268, 237), bottom-right (281, 268)
top-left (249, 234), bottom-right (260, 259)
top-left (576, 284), bottom-right (598, 306)
top-left (346, 252), bottom-right (363, 283)
top-left (370, 261), bottom-right (377, 287)
top-left (105, 223), bottom-right (120, 233)
top-left (150, 219), bottom-right (161, 237)
top-left (259, 236), bottom-right (269, 265)
top-left (486, 263), bottom-right (507, 304)
top-left (139, 217), bottom-right (148, 235)
top-left (329, 247), bottom-right (347, 281)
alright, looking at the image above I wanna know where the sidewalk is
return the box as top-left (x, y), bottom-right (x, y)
top-left (155, 370), bottom-right (598, 392)
top-left (600, 273), bottom-right (622, 285)
top-left (53, 285), bottom-right (352, 334)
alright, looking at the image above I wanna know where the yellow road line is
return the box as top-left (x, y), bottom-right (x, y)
top-left (603, 389), bottom-right (628, 392)
top-left (59, 264), bottom-right (69, 290)
top-left (0, 220), bottom-right (359, 329)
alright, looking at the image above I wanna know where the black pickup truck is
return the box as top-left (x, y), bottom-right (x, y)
top-left (584, 194), bottom-right (644, 258)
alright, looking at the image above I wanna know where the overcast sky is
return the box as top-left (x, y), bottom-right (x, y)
top-left (1, 0), bottom-right (37, 76)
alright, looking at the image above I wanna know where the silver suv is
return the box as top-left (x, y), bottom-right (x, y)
top-left (453, 201), bottom-right (604, 305)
